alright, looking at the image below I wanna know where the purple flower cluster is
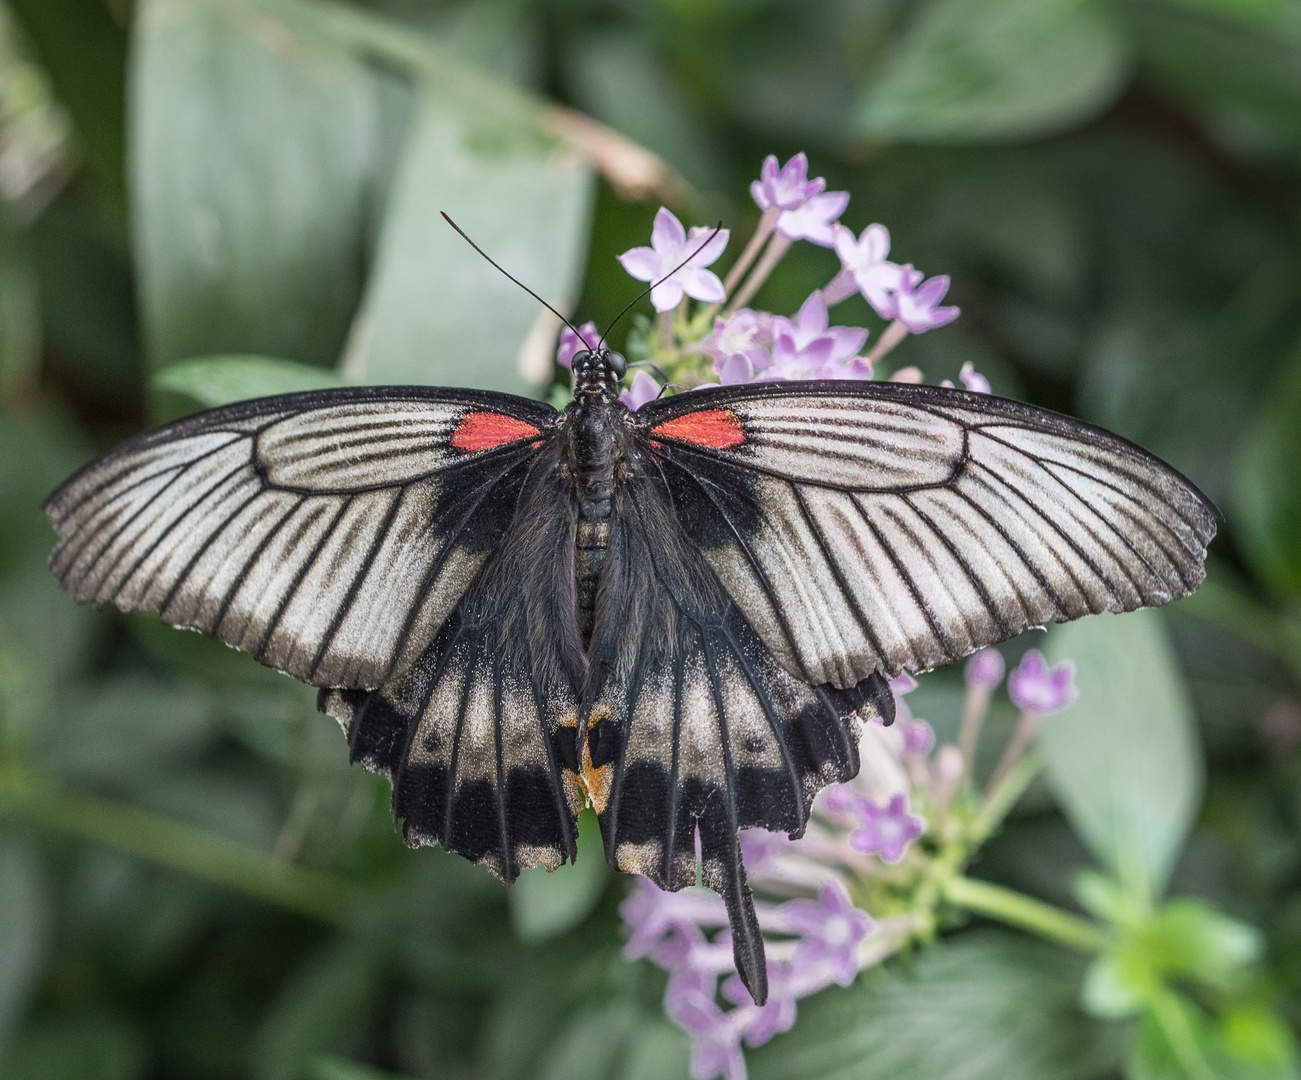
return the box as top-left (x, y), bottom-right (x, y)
top-left (555, 152), bottom-right (974, 400)
top-left (622, 875), bottom-right (873, 1080)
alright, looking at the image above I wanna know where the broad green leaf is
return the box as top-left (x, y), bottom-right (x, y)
top-left (7, 0), bottom-right (127, 201)
top-left (509, 808), bottom-right (609, 943)
top-left (1148, 900), bottom-right (1262, 992)
top-left (131, 0), bottom-right (595, 394)
top-left (1234, 352), bottom-right (1301, 597)
top-left (252, 940), bottom-right (382, 1080)
top-left (856, 0), bottom-right (1130, 144)
top-left (1039, 610), bottom-right (1203, 902)
top-left (749, 930), bottom-right (1123, 1080)
top-left (0, 1014), bottom-right (148, 1080)
top-left (1128, 4), bottom-right (1301, 158)
top-left (0, 838), bottom-right (48, 1056)
top-left (130, 0), bottom-right (390, 371)
top-left (152, 354), bottom-right (345, 415)
top-left (38, 675), bottom-right (217, 787)
top-left (346, 84), bottom-right (593, 391)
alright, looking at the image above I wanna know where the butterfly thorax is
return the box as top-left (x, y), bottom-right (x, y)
top-left (565, 348), bottom-right (630, 645)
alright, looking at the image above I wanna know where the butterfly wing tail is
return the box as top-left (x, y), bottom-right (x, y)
top-left (321, 608), bottom-right (580, 882)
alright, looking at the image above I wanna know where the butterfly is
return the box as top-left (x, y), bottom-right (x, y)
top-left (43, 347), bottom-right (1217, 1004)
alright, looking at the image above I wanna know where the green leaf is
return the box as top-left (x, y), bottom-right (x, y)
top-left (310, 1057), bottom-right (414, 1080)
top-left (152, 354), bottom-right (345, 416)
top-left (749, 930), bottom-right (1124, 1080)
top-left (855, 0), bottom-right (1130, 144)
top-left (38, 675), bottom-right (217, 788)
top-left (345, 83), bottom-right (593, 392)
top-left (0, 1014), bottom-right (148, 1080)
top-left (7, 0), bottom-right (128, 201)
top-left (0, 837), bottom-right (48, 1056)
top-left (1234, 351), bottom-right (1301, 597)
top-left (131, 0), bottom-right (595, 394)
top-left (509, 808), bottom-right (609, 943)
top-left (130, 0), bottom-right (393, 372)
top-left (1128, 4), bottom-right (1301, 159)
top-left (1148, 900), bottom-right (1262, 993)
top-left (1039, 610), bottom-right (1203, 902)
top-left (1081, 952), bottom-right (1149, 1021)
top-left (252, 940), bottom-right (382, 1080)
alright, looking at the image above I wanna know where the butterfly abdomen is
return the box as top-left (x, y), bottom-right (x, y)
top-left (567, 401), bottom-right (627, 644)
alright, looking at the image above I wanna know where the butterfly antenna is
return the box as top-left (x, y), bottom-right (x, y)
top-left (629, 360), bottom-right (672, 384)
top-left (602, 221), bottom-right (724, 344)
top-left (441, 212), bottom-right (588, 344)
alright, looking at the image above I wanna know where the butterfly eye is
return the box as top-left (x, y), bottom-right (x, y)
top-left (606, 352), bottom-right (627, 377)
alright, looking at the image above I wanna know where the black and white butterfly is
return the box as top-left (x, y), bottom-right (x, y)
top-left (43, 347), bottom-right (1217, 1004)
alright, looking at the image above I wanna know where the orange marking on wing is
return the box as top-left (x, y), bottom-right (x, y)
top-left (650, 409), bottom-right (745, 450)
top-left (451, 411), bottom-right (541, 452)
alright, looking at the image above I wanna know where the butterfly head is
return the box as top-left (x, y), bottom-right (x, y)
top-left (570, 348), bottom-right (627, 403)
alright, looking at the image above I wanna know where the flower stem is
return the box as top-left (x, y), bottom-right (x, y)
top-left (956, 683), bottom-right (992, 783)
top-left (866, 319), bottom-right (909, 364)
top-left (942, 874), bottom-right (1111, 953)
top-left (986, 710), bottom-right (1041, 797)
top-left (724, 233), bottom-right (791, 316)
top-left (723, 206), bottom-right (779, 298)
top-left (1150, 990), bottom-right (1217, 1080)
top-left (974, 750), bottom-right (1043, 839)
top-left (2, 777), bottom-right (356, 923)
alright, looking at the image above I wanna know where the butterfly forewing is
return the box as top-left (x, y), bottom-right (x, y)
top-left (44, 388), bottom-right (554, 689)
top-left (636, 381), bottom-right (1218, 689)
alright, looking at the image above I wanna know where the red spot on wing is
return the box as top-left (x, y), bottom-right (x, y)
top-left (451, 411), bottom-right (541, 453)
top-left (650, 409), bottom-right (745, 450)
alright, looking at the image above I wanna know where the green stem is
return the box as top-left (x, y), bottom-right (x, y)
top-left (943, 874), bottom-right (1111, 953)
top-left (1150, 990), bottom-right (1216, 1080)
top-left (3, 779), bottom-right (356, 924)
top-left (973, 750), bottom-right (1043, 839)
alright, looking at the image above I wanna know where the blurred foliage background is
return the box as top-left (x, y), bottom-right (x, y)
top-left (0, 0), bottom-right (1300, 1078)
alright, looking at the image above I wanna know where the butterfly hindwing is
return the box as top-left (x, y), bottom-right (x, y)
top-left (582, 460), bottom-right (892, 1003)
top-left (44, 387), bottom-right (556, 688)
top-left (322, 439), bottom-right (584, 879)
top-left (638, 380), bottom-right (1218, 688)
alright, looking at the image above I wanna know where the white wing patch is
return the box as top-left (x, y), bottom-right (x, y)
top-left (642, 384), bottom-right (1218, 690)
top-left (45, 390), bottom-right (553, 689)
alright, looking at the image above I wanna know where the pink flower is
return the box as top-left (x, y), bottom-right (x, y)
top-left (832, 224), bottom-right (905, 319)
top-left (620, 370), bottom-right (661, 411)
top-left (556, 321), bottom-right (602, 368)
top-left (781, 880), bottom-right (873, 987)
top-left (620, 877), bottom-right (727, 959)
top-left (941, 362), bottom-right (992, 394)
top-left (750, 153), bottom-right (825, 212)
top-left (666, 981), bottom-right (748, 1080)
top-left (903, 719), bottom-right (935, 757)
top-left (764, 293), bottom-right (869, 381)
top-left (964, 648), bottom-right (1006, 690)
top-left (958, 361), bottom-right (990, 393)
top-left (618, 207), bottom-right (729, 312)
top-left (722, 962), bottom-right (799, 1047)
top-left (1007, 651), bottom-right (1077, 715)
top-left (776, 190), bottom-right (850, 248)
top-left (697, 309), bottom-right (773, 373)
top-left (845, 793), bottom-right (926, 864)
top-left (880, 265), bottom-right (960, 333)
